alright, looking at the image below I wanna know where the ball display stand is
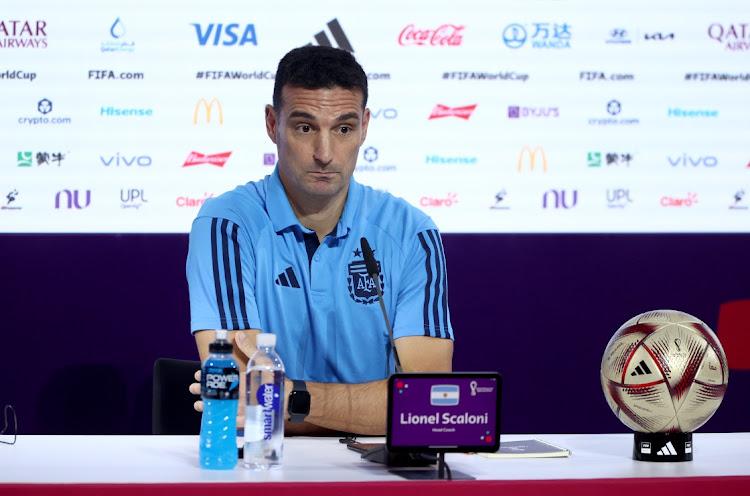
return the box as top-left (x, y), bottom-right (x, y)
top-left (633, 431), bottom-right (693, 462)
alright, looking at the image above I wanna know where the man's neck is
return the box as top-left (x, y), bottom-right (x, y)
top-left (286, 189), bottom-right (348, 243)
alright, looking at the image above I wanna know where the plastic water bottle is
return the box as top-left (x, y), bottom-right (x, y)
top-left (244, 333), bottom-right (285, 469)
top-left (199, 330), bottom-right (239, 469)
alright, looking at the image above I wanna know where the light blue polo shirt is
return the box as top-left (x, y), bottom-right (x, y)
top-left (186, 168), bottom-right (453, 384)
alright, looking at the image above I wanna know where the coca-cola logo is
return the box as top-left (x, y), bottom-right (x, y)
top-left (398, 24), bottom-right (465, 46)
top-left (428, 104), bottom-right (477, 120)
top-left (182, 151), bottom-right (232, 168)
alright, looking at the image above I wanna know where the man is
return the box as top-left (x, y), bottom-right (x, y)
top-left (186, 46), bottom-right (453, 435)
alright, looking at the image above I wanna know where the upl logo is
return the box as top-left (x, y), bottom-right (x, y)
top-left (517, 146), bottom-right (547, 172)
top-left (191, 23), bottom-right (257, 46)
top-left (194, 98), bottom-right (223, 124)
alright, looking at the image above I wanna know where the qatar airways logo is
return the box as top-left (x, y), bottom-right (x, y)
top-left (420, 193), bottom-right (458, 207)
top-left (661, 193), bottom-right (698, 207)
top-left (182, 151), bottom-right (231, 167)
top-left (429, 104), bottom-right (476, 120)
top-left (398, 24), bottom-right (465, 46)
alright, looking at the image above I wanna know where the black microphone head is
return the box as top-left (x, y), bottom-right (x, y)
top-left (360, 237), bottom-right (379, 277)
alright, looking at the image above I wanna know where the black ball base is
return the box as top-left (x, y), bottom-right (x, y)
top-left (633, 431), bottom-right (693, 462)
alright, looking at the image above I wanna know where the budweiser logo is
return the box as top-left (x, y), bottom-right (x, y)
top-left (428, 104), bottom-right (477, 120)
top-left (182, 151), bottom-right (232, 168)
top-left (398, 24), bottom-right (464, 46)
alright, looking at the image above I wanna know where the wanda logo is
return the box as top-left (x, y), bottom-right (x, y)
top-left (429, 104), bottom-right (477, 120)
top-left (398, 24), bottom-right (464, 46)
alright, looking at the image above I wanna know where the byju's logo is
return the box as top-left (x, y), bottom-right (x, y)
top-left (667, 154), bottom-right (718, 167)
top-left (100, 153), bottom-right (152, 167)
top-left (518, 146), bottom-right (547, 172)
top-left (502, 22), bottom-right (571, 49)
top-left (588, 152), bottom-right (633, 167)
top-left (0, 20), bottom-right (48, 49)
top-left (2, 189), bottom-right (21, 210)
top-left (607, 188), bottom-right (633, 208)
top-left (606, 28), bottom-right (632, 44)
top-left (730, 190), bottom-right (747, 210)
top-left (120, 188), bottom-right (147, 209)
top-left (708, 23), bottom-right (750, 51)
top-left (101, 18), bottom-right (135, 53)
top-left (660, 192), bottom-right (698, 207)
top-left (490, 190), bottom-right (509, 210)
top-left (182, 151), bottom-right (231, 168)
top-left (191, 23), bottom-right (257, 46)
top-left (398, 24), bottom-right (464, 46)
top-left (194, 98), bottom-right (223, 124)
top-left (18, 151), bottom-right (67, 167)
top-left (543, 189), bottom-right (578, 209)
top-left (307, 18), bottom-right (353, 52)
top-left (55, 189), bottom-right (91, 209)
top-left (263, 153), bottom-right (276, 166)
top-left (428, 104), bottom-right (476, 120)
top-left (508, 106), bottom-right (559, 118)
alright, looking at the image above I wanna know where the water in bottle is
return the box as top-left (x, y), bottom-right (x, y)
top-left (199, 329), bottom-right (239, 469)
top-left (244, 333), bottom-right (285, 469)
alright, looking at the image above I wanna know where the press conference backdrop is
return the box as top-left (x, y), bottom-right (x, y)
top-left (2, 0), bottom-right (749, 233)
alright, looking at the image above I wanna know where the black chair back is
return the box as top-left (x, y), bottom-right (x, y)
top-left (152, 358), bottom-right (202, 435)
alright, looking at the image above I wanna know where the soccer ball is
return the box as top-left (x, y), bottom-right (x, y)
top-left (600, 310), bottom-right (729, 433)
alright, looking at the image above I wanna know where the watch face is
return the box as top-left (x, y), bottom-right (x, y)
top-left (290, 391), bottom-right (311, 414)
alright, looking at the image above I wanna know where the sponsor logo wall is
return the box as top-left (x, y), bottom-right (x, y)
top-left (1, 0), bottom-right (747, 233)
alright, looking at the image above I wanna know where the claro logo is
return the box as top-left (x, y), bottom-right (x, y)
top-left (194, 98), bottom-right (223, 124)
top-left (420, 193), bottom-right (458, 207)
top-left (661, 193), bottom-right (699, 207)
top-left (518, 146), bottom-right (547, 172)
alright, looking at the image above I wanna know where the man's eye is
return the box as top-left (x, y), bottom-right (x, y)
top-left (339, 126), bottom-right (351, 134)
top-left (298, 125), bottom-right (311, 133)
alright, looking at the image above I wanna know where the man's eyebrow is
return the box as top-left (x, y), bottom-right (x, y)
top-left (336, 112), bottom-right (360, 122)
top-left (288, 110), bottom-right (316, 120)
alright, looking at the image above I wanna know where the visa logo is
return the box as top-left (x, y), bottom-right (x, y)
top-left (191, 23), bottom-right (258, 46)
top-left (430, 385), bottom-right (460, 406)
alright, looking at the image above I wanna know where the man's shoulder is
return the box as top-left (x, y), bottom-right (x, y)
top-left (357, 183), bottom-right (437, 239)
top-left (193, 178), bottom-right (270, 232)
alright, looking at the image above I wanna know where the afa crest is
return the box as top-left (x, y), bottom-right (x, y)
top-left (347, 249), bottom-right (385, 305)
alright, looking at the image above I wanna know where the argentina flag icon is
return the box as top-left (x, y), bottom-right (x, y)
top-left (430, 384), bottom-right (460, 406)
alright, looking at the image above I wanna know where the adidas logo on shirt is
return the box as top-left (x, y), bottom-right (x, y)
top-left (275, 266), bottom-right (300, 288)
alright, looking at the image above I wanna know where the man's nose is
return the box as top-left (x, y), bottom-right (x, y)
top-left (313, 132), bottom-right (334, 165)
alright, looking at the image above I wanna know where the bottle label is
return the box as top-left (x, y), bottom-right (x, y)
top-left (202, 366), bottom-right (240, 400)
top-left (256, 383), bottom-right (280, 440)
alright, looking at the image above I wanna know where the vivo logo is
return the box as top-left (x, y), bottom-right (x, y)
top-left (55, 189), bottom-right (90, 209)
top-left (668, 154), bottom-right (717, 167)
top-left (100, 153), bottom-right (152, 167)
top-left (543, 189), bottom-right (578, 209)
top-left (370, 108), bottom-right (398, 119)
top-left (191, 23), bottom-right (257, 46)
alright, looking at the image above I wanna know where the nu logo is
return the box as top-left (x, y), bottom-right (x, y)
top-left (55, 189), bottom-right (91, 209)
top-left (543, 189), bottom-right (577, 209)
top-left (307, 18), bottom-right (354, 53)
top-left (194, 98), bottom-right (223, 125)
top-left (518, 146), bottom-right (547, 172)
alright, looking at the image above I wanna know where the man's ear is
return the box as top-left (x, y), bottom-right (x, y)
top-left (265, 104), bottom-right (278, 144)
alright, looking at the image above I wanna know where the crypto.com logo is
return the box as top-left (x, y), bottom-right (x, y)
top-left (194, 98), bottom-right (223, 124)
top-left (517, 146), bottom-right (547, 172)
top-left (428, 104), bottom-right (476, 120)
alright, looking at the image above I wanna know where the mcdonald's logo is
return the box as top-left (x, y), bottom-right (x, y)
top-left (193, 98), bottom-right (223, 124)
top-left (517, 146), bottom-right (547, 172)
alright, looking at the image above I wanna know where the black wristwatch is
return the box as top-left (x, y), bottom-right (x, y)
top-left (287, 380), bottom-right (311, 423)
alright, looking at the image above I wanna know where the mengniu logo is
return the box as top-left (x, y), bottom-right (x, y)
top-left (55, 189), bottom-right (91, 209)
top-left (588, 152), bottom-right (633, 167)
top-left (543, 189), bottom-right (578, 209)
top-left (182, 151), bottom-right (231, 168)
top-left (420, 193), bottom-right (458, 207)
top-left (2, 189), bottom-right (21, 210)
top-left (18, 150), bottom-right (67, 166)
top-left (398, 24), bottom-right (464, 46)
top-left (660, 192), bottom-right (698, 207)
top-left (0, 20), bottom-right (47, 48)
top-left (502, 22), bottom-right (571, 49)
top-left (307, 19), bottom-right (353, 52)
top-left (708, 23), bottom-right (750, 51)
top-left (518, 146), bottom-right (547, 173)
top-left (347, 247), bottom-right (384, 305)
top-left (428, 104), bottom-right (476, 120)
top-left (668, 154), bottom-right (717, 167)
top-left (194, 98), bottom-right (223, 124)
top-left (101, 17), bottom-right (135, 53)
top-left (191, 23), bottom-right (257, 46)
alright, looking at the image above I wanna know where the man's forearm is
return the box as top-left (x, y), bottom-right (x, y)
top-left (286, 379), bottom-right (387, 435)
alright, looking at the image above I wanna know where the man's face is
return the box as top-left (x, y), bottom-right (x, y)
top-left (265, 85), bottom-right (370, 206)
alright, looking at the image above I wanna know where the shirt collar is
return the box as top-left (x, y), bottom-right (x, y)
top-left (266, 166), bottom-right (360, 239)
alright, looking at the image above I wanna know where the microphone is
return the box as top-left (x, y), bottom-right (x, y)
top-left (360, 237), bottom-right (402, 373)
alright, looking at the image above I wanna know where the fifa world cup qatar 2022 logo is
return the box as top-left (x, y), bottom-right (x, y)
top-left (347, 249), bottom-right (385, 305)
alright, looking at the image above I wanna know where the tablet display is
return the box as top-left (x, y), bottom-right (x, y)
top-left (387, 372), bottom-right (501, 453)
